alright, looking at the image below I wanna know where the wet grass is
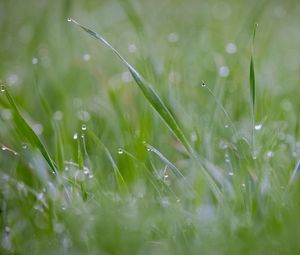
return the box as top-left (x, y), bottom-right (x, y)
top-left (1, 0), bottom-right (300, 254)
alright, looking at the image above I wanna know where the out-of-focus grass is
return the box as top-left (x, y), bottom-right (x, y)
top-left (1, 0), bottom-right (300, 254)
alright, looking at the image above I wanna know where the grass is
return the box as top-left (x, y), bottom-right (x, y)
top-left (1, 0), bottom-right (300, 254)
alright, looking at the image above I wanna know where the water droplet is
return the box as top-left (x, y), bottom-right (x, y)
top-left (118, 148), bottom-right (124, 154)
top-left (73, 133), bottom-right (78, 140)
top-left (254, 124), bottom-right (262, 130)
top-left (32, 57), bottom-right (38, 65)
top-left (53, 110), bottom-right (63, 120)
top-left (164, 173), bottom-right (169, 178)
top-left (228, 172), bottom-right (234, 176)
top-left (167, 32), bottom-right (179, 43)
top-left (128, 44), bottom-right (137, 53)
top-left (82, 54), bottom-right (91, 62)
top-left (190, 132), bottom-right (197, 142)
top-left (0, 85), bottom-right (5, 92)
top-left (147, 148), bottom-right (153, 152)
top-left (81, 124), bottom-right (87, 131)
top-left (64, 166), bottom-right (69, 171)
top-left (224, 124), bottom-right (229, 128)
top-left (219, 140), bottom-right (228, 150)
top-left (4, 226), bottom-right (10, 233)
top-left (67, 17), bottom-right (72, 22)
top-left (225, 42), bottom-right (237, 54)
top-left (81, 134), bottom-right (85, 139)
top-left (219, 66), bottom-right (230, 77)
top-left (266, 151), bottom-right (273, 158)
top-left (1, 146), bottom-right (6, 151)
top-left (88, 174), bottom-right (94, 179)
top-left (201, 80), bottom-right (206, 87)
top-left (7, 73), bottom-right (19, 85)
top-left (242, 183), bottom-right (246, 188)
top-left (160, 197), bottom-right (170, 208)
top-left (22, 143), bottom-right (28, 149)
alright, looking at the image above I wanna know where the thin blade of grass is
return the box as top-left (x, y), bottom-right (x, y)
top-left (68, 18), bottom-right (195, 157)
top-left (250, 23), bottom-right (258, 156)
top-left (1, 86), bottom-right (57, 174)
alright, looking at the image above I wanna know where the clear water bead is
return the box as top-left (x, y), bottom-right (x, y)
top-left (81, 124), bottom-right (87, 131)
top-left (118, 148), bottom-right (124, 154)
top-left (73, 133), bottom-right (78, 140)
top-left (254, 124), bottom-right (262, 130)
top-left (225, 43), bottom-right (237, 54)
top-left (32, 57), bottom-right (38, 65)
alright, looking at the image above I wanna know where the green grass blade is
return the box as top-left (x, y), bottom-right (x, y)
top-left (250, 24), bottom-right (258, 156)
top-left (68, 18), bottom-right (195, 157)
top-left (2, 86), bottom-right (58, 175)
top-left (250, 56), bottom-right (256, 114)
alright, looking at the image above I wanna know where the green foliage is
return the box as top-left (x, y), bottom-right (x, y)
top-left (1, 0), bottom-right (300, 254)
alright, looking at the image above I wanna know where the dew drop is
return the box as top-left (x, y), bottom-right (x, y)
top-left (266, 151), bottom-right (273, 158)
top-left (0, 85), bottom-right (5, 92)
top-left (228, 172), bottom-right (234, 176)
top-left (128, 44), bottom-right (137, 53)
top-left (219, 66), bottom-right (230, 77)
top-left (167, 32), bottom-right (179, 43)
top-left (73, 133), bottom-right (78, 140)
top-left (1, 146), bottom-right (6, 151)
top-left (82, 54), bottom-right (91, 62)
top-left (4, 226), bottom-right (10, 233)
top-left (225, 42), bottom-right (237, 54)
top-left (254, 124), bottom-right (262, 130)
top-left (32, 57), bottom-right (38, 65)
top-left (201, 80), bottom-right (206, 87)
top-left (22, 143), bottom-right (28, 149)
top-left (118, 148), bottom-right (124, 154)
top-left (67, 17), bottom-right (72, 22)
top-left (224, 124), bottom-right (229, 129)
top-left (81, 124), bottom-right (87, 131)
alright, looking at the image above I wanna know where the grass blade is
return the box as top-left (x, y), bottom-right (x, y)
top-left (250, 23), bottom-right (258, 156)
top-left (68, 18), bottom-right (195, 157)
top-left (1, 85), bottom-right (58, 174)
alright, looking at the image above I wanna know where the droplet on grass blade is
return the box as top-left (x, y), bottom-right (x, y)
top-left (254, 123), bottom-right (262, 130)
top-left (81, 124), bottom-right (87, 131)
top-left (225, 43), bottom-right (237, 54)
top-left (117, 148), bottom-right (124, 154)
top-left (73, 133), bottom-right (78, 140)
top-left (219, 65), bottom-right (230, 77)
top-left (82, 53), bottom-right (91, 61)
top-left (32, 57), bottom-right (38, 65)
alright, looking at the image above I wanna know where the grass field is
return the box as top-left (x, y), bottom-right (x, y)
top-left (1, 0), bottom-right (300, 254)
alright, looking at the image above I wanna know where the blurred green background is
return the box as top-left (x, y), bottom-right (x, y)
top-left (1, 0), bottom-right (300, 254)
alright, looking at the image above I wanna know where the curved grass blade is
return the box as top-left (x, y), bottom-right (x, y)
top-left (68, 18), bottom-right (195, 157)
top-left (1, 86), bottom-right (58, 175)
